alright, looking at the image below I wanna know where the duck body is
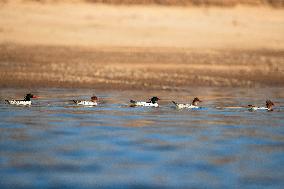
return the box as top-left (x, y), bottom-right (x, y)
top-left (248, 106), bottom-right (269, 111)
top-left (6, 94), bottom-right (38, 106)
top-left (130, 97), bottom-right (160, 107)
top-left (172, 102), bottom-right (200, 109)
top-left (73, 100), bottom-right (97, 106)
top-left (130, 101), bottom-right (159, 107)
top-left (6, 100), bottom-right (32, 106)
top-left (73, 96), bottom-right (98, 106)
top-left (172, 97), bottom-right (202, 109)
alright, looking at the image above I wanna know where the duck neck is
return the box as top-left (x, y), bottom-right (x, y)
top-left (192, 101), bottom-right (198, 106)
top-left (24, 96), bottom-right (31, 101)
top-left (24, 97), bottom-right (30, 101)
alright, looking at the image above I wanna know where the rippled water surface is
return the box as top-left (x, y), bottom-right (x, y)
top-left (0, 88), bottom-right (284, 189)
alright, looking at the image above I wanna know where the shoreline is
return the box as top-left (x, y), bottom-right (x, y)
top-left (1, 43), bottom-right (283, 90)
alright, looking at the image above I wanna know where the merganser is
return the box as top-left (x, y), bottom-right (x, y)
top-left (73, 96), bottom-right (98, 106)
top-left (172, 97), bottom-right (202, 109)
top-left (5, 93), bottom-right (38, 106)
top-left (130, 97), bottom-right (160, 107)
top-left (248, 100), bottom-right (275, 111)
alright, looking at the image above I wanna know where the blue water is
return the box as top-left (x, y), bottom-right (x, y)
top-left (0, 88), bottom-right (283, 189)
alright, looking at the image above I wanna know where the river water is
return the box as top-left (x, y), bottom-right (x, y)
top-left (0, 87), bottom-right (283, 189)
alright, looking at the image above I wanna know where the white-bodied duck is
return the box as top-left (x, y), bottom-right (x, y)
top-left (73, 96), bottom-right (98, 106)
top-left (172, 97), bottom-right (202, 109)
top-left (6, 93), bottom-right (38, 106)
top-left (248, 100), bottom-right (275, 111)
top-left (130, 96), bottom-right (160, 107)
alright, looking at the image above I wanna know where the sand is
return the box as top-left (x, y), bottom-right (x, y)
top-left (0, 2), bottom-right (283, 90)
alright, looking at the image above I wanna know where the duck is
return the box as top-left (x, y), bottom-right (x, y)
top-left (130, 96), bottom-right (160, 107)
top-left (172, 97), bottom-right (202, 109)
top-left (73, 96), bottom-right (98, 106)
top-left (5, 93), bottom-right (38, 106)
top-left (248, 100), bottom-right (275, 111)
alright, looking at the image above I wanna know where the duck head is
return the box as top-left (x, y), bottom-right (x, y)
top-left (150, 96), bottom-right (160, 103)
top-left (24, 93), bottom-right (38, 101)
top-left (192, 97), bottom-right (202, 106)
top-left (266, 100), bottom-right (274, 111)
top-left (91, 96), bottom-right (98, 102)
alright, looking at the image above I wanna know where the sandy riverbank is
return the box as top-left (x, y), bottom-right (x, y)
top-left (1, 44), bottom-right (283, 90)
top-left (0, 2), bottom-right (283, 89)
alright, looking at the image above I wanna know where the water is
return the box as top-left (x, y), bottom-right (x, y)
top-left (0, 88), bottom-right (283, 189)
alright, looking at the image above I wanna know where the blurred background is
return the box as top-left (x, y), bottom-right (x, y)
top-left (0, 0), bottom-right (283, 89)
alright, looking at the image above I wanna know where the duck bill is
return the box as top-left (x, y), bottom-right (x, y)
top-left (32, 95), bottom-right (39, 99)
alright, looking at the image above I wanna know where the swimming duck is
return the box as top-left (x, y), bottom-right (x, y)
top-left (130, 96), bottom-right (160, 107)
top-left (248, 100), bottom-right (274, 111)
top-left (172, 97), bottom-right (202, 109)
top-left (73, 96), bottom-right (98, 106)
top-left (6, 93), bottom-right (38, 106)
